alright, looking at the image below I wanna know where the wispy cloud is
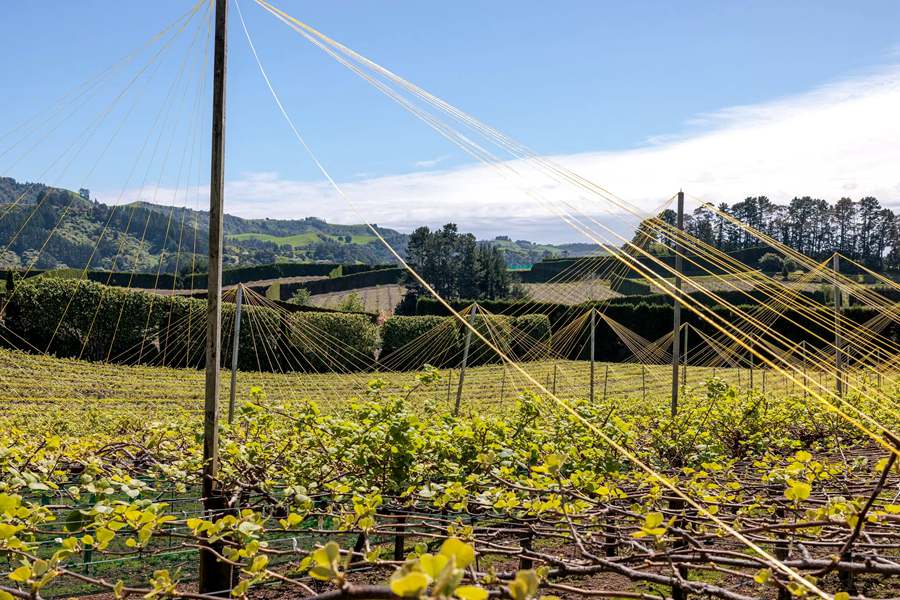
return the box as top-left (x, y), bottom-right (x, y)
top-left (413, 154), bottom-right (451, 169)
top-left (107, 64), bottom-right (900, 244)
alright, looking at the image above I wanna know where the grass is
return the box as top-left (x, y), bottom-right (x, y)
top-left (229, 232), bottom-right (377, 247)
top-left (2, 346), bottom-right (889, 423)
top-left (309, 284), bottom-right (407, 313)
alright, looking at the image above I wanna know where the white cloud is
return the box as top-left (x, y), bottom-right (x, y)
top-left (109, 64), bottom-right (900, 244)
top-left (413, 154), bottom-right (450, 169)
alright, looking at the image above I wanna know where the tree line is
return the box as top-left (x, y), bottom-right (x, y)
top-left (652, 196), bottom-right (899, 269)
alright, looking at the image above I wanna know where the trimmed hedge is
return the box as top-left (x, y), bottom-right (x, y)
top-left (189, 263), bottom-right (339, 288)
top-left (380, 315), bottom-right (453, 369)
top-left (512, 314), bottom-right (551, 360)
top-left (3, 268), bottom-right (181, 290)
top-left (609, 273), bottom-right (650, 296)
top-left (286, 312), bottom-right (378, 372)
top-left (278, 266), bottom-right (405, 301)
top-left (3, 277), bottom-right (378, 372)
top-left (378, 313), bottom-right (521, 369)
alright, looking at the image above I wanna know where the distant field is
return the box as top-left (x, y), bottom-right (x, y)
top-left (309, 284), bottom-right (407, 313)
top-left (1, 346), bottom-right (857, 419)
top-left (229, 231), bottom-right (377, 247)
top-left (522, 280), bottom-right (622, 304)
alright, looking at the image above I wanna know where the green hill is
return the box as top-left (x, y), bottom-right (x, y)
top-left (0, 177), bottom-right (587, 273)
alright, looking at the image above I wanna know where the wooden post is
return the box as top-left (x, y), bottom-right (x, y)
top-left (552, 362), bottom-right (558, 394)
top-left (642, 364), bottom-right (646, 401)
top-left (802, 341), bottom-right (808, 400)
top-left (671, 190), bottom-right (684, 416)
top-left (682, 323), bottom-right (688, 388)
top-left (602, 364), bottom-right (609, 401)
top-left (500, 367), bottom-right (507, 403)
top-left (454, 304), bottom-right (478, 415)
top-left (748, 335), bottom-right (754, 390)
top-left (833, 254), bottom-right (844, 397)
top-left (200, 0), bottom-right (233, 593)
top-left (227, 285), bottom-right (243, 424)
top-left (589, 309), bottom-right (596, 402)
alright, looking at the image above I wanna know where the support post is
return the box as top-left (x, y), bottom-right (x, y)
top-left (446, 369), bottom-right (453, 403)
top-left (833, 254), bottom-right (843, 397)
top-left (589, 309), bottom-right (596, 402)
top-left (603, 364), bottom-right (609, 401)
top-left (642, 364), bottom-right (646, 401)
top-left (682, 323), bottom-right (688, 388)
top-left (749, 335), bottom-right (754, 390)
top-left (552, 363), bottom-right (558, 394)
top-left (671, 190), bottom-right (684, 416)
top-left (200, 0), bottom-right (233, 593)
top-left (454, 304), bottom-right (478, 415)
top-left (802, 341), bottom-right (808, 400)
top-left (228, 285), bottom-right (243, 424)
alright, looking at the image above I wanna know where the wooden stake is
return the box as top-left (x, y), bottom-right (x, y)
top-left (228, 285), bottom-right (243, 424)
top-left (200, 0), bottom-right (233, 593)
top-left (642, 364), bottom-right (646, 401)
top-left (454, 304), bottom-right (478, 415)
top-left (446, 368), bottom-right (453, 403)
top-left (833, 254), bottom-right (844, 397)
top-left (748, 335), bottom-right (754, 390)
top-left (802, 341), bottom-right (808, 400)
top-left (589, 309), bottom-right (596, 402)
top-left (671, 190), bottom-right (684, 416)
top-left (603, 363), bottom-right (609, 401)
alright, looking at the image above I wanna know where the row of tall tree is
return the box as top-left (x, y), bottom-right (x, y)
top-left (655, 196), bottom-right (899, 269)
top-left (403, 223), bottom-right (520, 302)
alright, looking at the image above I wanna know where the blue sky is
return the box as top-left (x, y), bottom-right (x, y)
top-left (2, 1), bottom-right (900, 241)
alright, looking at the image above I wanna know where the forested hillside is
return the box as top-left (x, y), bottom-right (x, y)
top-left (0, 178), bottom-right (577, 271)
top-left (0, 177), bottom-right (407, 270)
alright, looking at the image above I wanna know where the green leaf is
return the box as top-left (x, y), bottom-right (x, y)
top-left (794, 450), bottom-right (812, 463)
top-left (0, 524), bottom-right (22, 540)
top-left (753, 568), bottom-right (771, 584)
top-left (250, 555), bottom-right (268, 573)
top-left (419, 553), bottom-right (449, 579)
top-left (784, 480), bottom-right (811, 503)
top-left (95, 527), bottom-right (115, 548)
top-left (9, 565), bottom-right (31, 582)
top-left (390, 572), bottom-right (429, 597)
top-left (508, 570), bottom-right (540, 600)
top-left (439, 538), bottom-right (475, 569)
top-left (455, 585), bottom-right (488, 600)
top-left (644, 512), bottom-right (664, 529)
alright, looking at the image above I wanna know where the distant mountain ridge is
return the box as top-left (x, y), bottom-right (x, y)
top-left (0, 177), bottom-right (587, 272)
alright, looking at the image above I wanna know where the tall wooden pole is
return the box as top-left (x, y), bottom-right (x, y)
top-left (589, 309), bottom-right (596, 402)
top-left (228, 285), bottom-right (243, 424)
top-left (200, 0), bottom-right (232, 592)
top-left (682, 324), bottom-right (688, 388)
top-left (671, 190), bottom-right (684, 415)
top-left (749, 335), bottom-right (754, 390)
top-left (454, 304), bottom-right (478, 415)
top-left (833, 254), bottom-right (843, 397)
top-left (802, 340), bottom-right (808, 400)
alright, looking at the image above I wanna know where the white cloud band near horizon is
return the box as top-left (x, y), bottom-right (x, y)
top-left (108, 63), bottom-right (900, 245)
